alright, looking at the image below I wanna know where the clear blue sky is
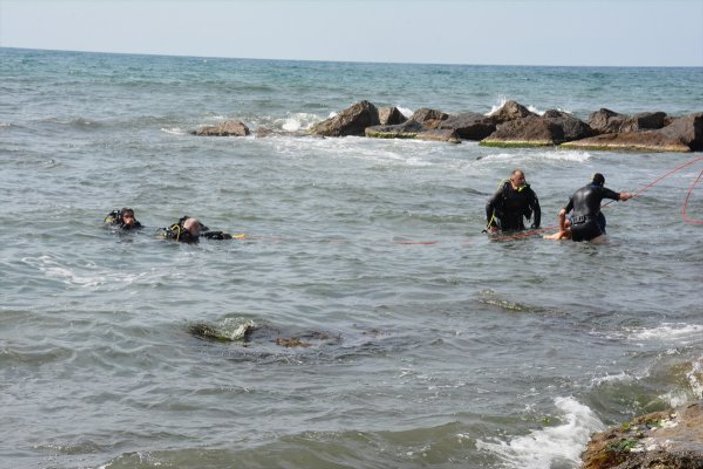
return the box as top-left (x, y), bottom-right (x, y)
top-left (2, 0), bottom-right (702, 66)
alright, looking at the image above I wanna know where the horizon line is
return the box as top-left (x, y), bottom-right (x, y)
top-left (3, 46), bottom-right (702, 69)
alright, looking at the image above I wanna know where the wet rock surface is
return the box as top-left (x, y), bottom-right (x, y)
top-left (581, 401), bottom-right (703, 469)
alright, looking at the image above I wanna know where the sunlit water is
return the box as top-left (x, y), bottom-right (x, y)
top-left (1, 48), bottom-right (702, 468)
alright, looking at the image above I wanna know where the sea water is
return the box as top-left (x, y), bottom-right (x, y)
top-left (1, 48), bottom-right (702, 468)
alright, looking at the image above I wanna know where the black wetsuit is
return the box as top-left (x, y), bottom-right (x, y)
top-left (104, 211), bottom-right (142, 230)
top-left (160, 224), bottom-right (200, 243)
top-left (486, 181), bottom-right (541, 231)
top-left (564, 183), bottom-right (621, 242)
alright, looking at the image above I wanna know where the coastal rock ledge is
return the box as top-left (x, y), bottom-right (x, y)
top-left (581, 400), bottom-right (703, 469)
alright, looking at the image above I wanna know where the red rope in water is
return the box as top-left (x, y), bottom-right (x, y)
top-left (682, 166), bottom-right (703, 225)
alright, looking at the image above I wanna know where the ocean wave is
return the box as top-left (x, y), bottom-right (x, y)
top-left (160, 127), bottom-right (188, 136)
top-left (476, 397), bottom-right (604, 469)
top-left (626, 323), bottom-right (703, 342)
top-left (477, 149), bottom-right (592, 163)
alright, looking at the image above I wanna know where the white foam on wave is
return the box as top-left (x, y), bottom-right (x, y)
top-left (479, 149), bottom-right (591, 163)
top-left (22, 255), bottom-right (184, 289)
top-left (487, 97), bottom-right (549, 116)
top-left (276, 113), bottom-right (318, 132)
top-left (627, 323), bottom-right (703, 342)
top-left (476, 397), bottom-right (604, 469)
top-left (160, 127), bottom-right (187, 135)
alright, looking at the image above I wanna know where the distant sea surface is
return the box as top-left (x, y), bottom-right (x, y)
top-left (1, 48), bottom-right (702, 469)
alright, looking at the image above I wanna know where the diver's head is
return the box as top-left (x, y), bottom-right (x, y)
top-left (120, 208), bottom-right (136, 228)
top-left (592, 173), bottom-right (605, 187)
top-left (182, 217), bottom-right (203, 237)
top-left (510, 169), bottom-right (526, 189)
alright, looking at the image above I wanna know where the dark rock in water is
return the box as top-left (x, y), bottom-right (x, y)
top-left (437, 112), bottom-right (496, 140)
top-left (311, 100), bottom-right (380, 136)
top-left (561, 129), bottom-right (692, 153)
top-left (589, 109), bottom-right (669, 134)
top-left (365, 120), bottom-right (460, 143)
top-left (542, 109), bottom-right (594, 142)
top-left (410, 108), bottom-right (449, 128)
top-left (581, 401), bottom-right (703, 469)
top-left (378, 106), bottom-right (408, 126)
top-left (488, 100), bottom-right (535, 124)
top-left (415, 128), bottom-right (461, 144)
top-left (589, 108), bottom-right (626, 134)
top-left (480, 115), bottom-right (565, 147)
top-left (629, 111), bottom-right (669, 131)
top-left (660, 112), bottom-right (703, 151)
top-left (365, 120), bottom-right (425, 139)
top-left (193, 120), bottom-right (251, 137)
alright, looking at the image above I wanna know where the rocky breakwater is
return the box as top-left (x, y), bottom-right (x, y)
top-left (581, 401), bottom-right (703, 469)
top-left (313, 100), bottom-right (702, 152)
top-left (190, 100), bottom-right (702, 152)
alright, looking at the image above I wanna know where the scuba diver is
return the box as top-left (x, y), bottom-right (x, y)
top-left (104, 207), bottom-right (142, 230)
top-left (558, 173), bottom-right (633, 243)
top-left (158, 216), bottom-right (238, 243)
top-left (485, 169), bottom-right (541, 232)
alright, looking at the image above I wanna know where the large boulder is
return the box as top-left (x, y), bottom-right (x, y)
top-left (311, 100), bottom-right (380, 136)
top-left (378, 106), bottom-right (408, 126)
top-left (488, 100), bottom-right (535, 124)
top-left (562, 113), bottom-right (702, 152)
top-left (193, 120), bottom-right (250, 137)
top-left (542, 109), bottom-right (594, 142)
top-left (581, 401), bottom-right (703, 469)
top-left (589, 109), bottom-right (669, 134)
top-left (410, 108), bottom-right (449, 129)
top-left (480, 115), bottom-right (565, 147)
top-left (589, 108), bottom-right (627, 134)
top-left (659, 112), bottom-right (703, 151)
top-left (437, 112), bottom-right (497, 140)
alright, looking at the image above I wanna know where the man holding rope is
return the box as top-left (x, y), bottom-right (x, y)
top-left (558, 173), bottom-right (633, 243)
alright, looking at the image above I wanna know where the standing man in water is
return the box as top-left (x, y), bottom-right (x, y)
top-left (559, 173), bottom-right (633, 243)
top-left (485, 168), bottom-right (541, 232)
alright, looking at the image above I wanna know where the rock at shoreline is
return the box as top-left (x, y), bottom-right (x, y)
top-left (589, 108), bottom-right (669, 134)
top-left (410, 108), bottom-right (449, 128)
top-left (581, 401), bottom-right (703, 469)
top-left (480, 115), bottom-right (565, 147)
top-left (562, 113), bottom-right (702, 152)
top-left (437, 112), bottom-right (497, 140)
top-left (311, 100), bottom-right (380, 137)
top-left (192, 120), bottom-right (250, 137)
top-left (365, 120), bottom-right (460, 143)
top-left (488, 100), bottom-right (535, 124)
top-left (378, 106), bottom-right (408, 126)
top-left (542, 109), bottom-right (594, 141)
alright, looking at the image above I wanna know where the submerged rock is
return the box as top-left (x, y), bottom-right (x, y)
top-left (581, 401), bottom-right (703, 469)
top-left (192, 120), bottom-right (251, 137)
top-left (365, 120), bottom-right (460, 143)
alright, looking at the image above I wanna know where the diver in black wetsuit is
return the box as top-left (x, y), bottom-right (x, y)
top-left (159, 216), bottom-right (236, 243)
top-left (559, 173), bottom-right (633, 242)
top-left (104, 208), bottom-right (142, 230)
top-left (486, 169), bottom-right (541, 232)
